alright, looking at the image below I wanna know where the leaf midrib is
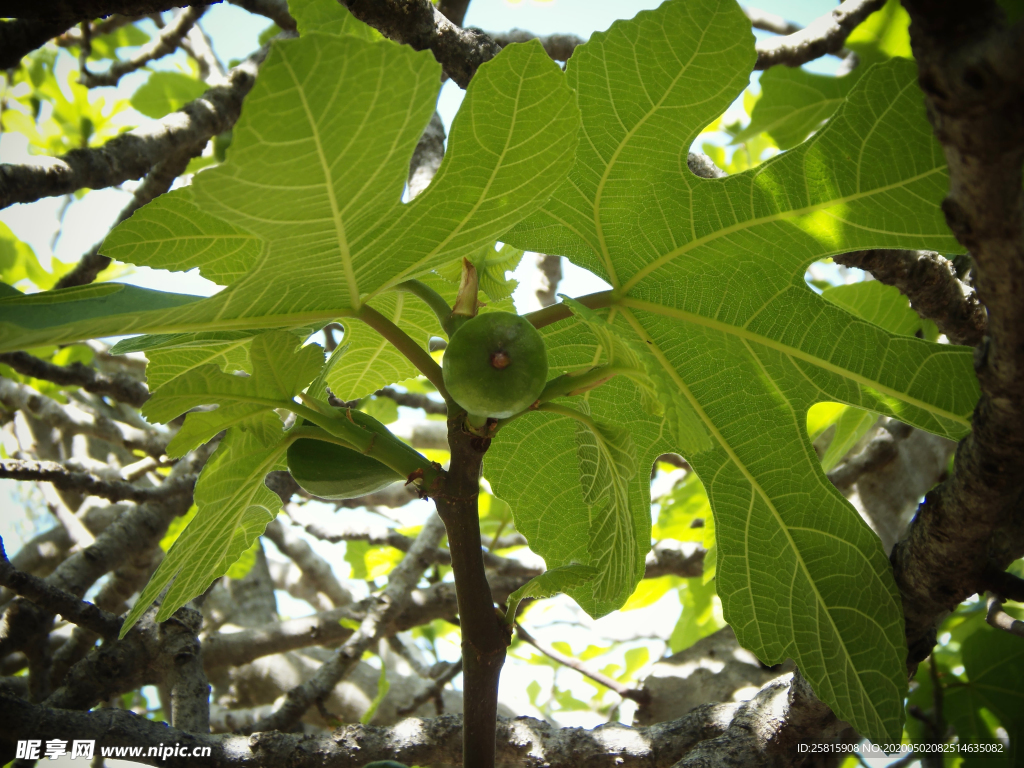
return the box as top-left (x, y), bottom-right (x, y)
top-left (620, 165), bottom-right (948, 292)
top-left (619, 305), bottom-right (889, 737)
top-left (380, 48), bottom-right (534, 292)
top-left (280, 50), bottom-right (359, 308)
top-left (590, 21), bottom-right (709, 288)
top-left (159, 439), bottom-right (287, 619)
top-left (619, 295), bottom-right (971, 429)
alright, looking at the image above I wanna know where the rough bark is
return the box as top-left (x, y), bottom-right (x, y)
top-left (833, 250), bottom-right (986, 347)
top-left (0, 668), bottom-right (857, 768)
top-left (891, 0), bottom-right (1024, 667)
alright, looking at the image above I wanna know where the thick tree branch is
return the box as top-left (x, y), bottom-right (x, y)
top-left (339, 0), bottom-right (500, 89)
top-left (160, 605), bottom-right (210, 732)
top-left (0, 18), bottom-right (71, 70)
top-left (891, 1), bottom-right (1024, 666)
top-left (0, 0), bottom-right (212, 21)
top-left (833, 250), bottom-right (987, 347)
top-left (754, 0), bottom-right (885, 70)
top-left (0, 352), bottom-right (149, 407)
top-left (827, 419), bottom-right (913, 490)
top-left (980, 567), bottom-right (1024, 602)
top-left (489, 30), bottom-right (583, 62)
top-left (0, 446), bottom-right (206, 659)
top-left (437, 0), bottom-right (470, 27)
top-left (0, 40), bottom-right (270, 209)
top-left (0, 668), bottom-right (853, 768)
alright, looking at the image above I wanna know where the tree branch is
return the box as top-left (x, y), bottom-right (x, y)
top-left (0, 352), bottom-right (149, 407)
top-left (0, 536), bottom-right (123, 639)
top-left (0, 459), bottom-right (194, 504)
top-left (339, 0), bottom-right (501, 89)
top-left (744, 6), bottom-right (801, 36)
top-left (0, 18), bottom-right (71, 70)
top-left (0, 378), bottom-right (166, 457)
top-left (80, 6), bottom-right (207, 88)
top-left (0, 445), bottom-right (207, 659)
top-left (0, 0), bottom-right (211, 21)
top-left (263, 517), bottom-right (351, 608)
top-left (826, 419), bottom-right (913, 490)
top-left (490, 30), bottom-right (584, 62)
top-left (0, 668), bottom-right (853, 768)
top-left (754, 0), bottom-right (885, 70)
top-left (397, 657), bottom-right (463, 716)
top-left (890, 0), bottom-right (1024, 667)
top-left (515, 623), bottom-right (649, 705)
top-left (433, 410), bottom-right (509, 767)
top-left (376, 386), bottom-right (447, 415)
top-left (833, 250), bottom-right (987, 347)
top-left (0, 39), bottom-right (271, 209)
top-left (985, 595), bottom-right (1024, 638)
top-left (245, 514), bottom-right (446, 733)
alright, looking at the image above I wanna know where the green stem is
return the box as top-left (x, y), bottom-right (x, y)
top-left (394, 279), bottom-right (455, 336)
top-left (522, 290), bottom-right (616, 330)
top-left (290, 397), bottom-right (442, 492)
top-left (534, 401), bottom-right (601, 430)
top-left (356, 304), bottom-right (450, 400)
top-left (536, 365), bottom-right (632, 403)
top-left (492, 365), bottom-right (630, 430)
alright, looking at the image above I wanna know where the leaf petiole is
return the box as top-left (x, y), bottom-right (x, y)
top-left (522, 290), bottom-right (616, 331)
top-left (492, 365), bottom-right (629, 431)
top-left (288, 398), bottom-right (442, 492)
top-left (394, 279), bottom-right (456, 335)
top-left (356, 304), bottom-right (450, 401)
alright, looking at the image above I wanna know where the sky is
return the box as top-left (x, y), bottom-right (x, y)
top-left (0, 3), bottom-right (905, 759)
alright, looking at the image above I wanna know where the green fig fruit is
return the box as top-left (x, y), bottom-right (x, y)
top-left (287, 410), bottom-right (413, 500)
top-left (442, 311), bottom-right (548, 420)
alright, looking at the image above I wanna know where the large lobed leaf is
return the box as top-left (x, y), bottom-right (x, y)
top-left (142, 330), bottom-right (323, 456)
top-left (0, 31), bottom-right (580, 387)
top-left (490, 0), bottom-right (978, 742)
top-left (120, 411), bottom-right (290, 635)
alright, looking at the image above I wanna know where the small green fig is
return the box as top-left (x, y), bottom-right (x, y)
top-left (287, 410), bottom-right (411, 500)
top-left (442, 311), bottom-right (548, 420)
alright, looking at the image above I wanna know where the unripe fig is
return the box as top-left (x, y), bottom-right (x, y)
top-left (442, 311), bottom-right (548, 420)
top-left (287, 410), bottom-right (410, 500)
